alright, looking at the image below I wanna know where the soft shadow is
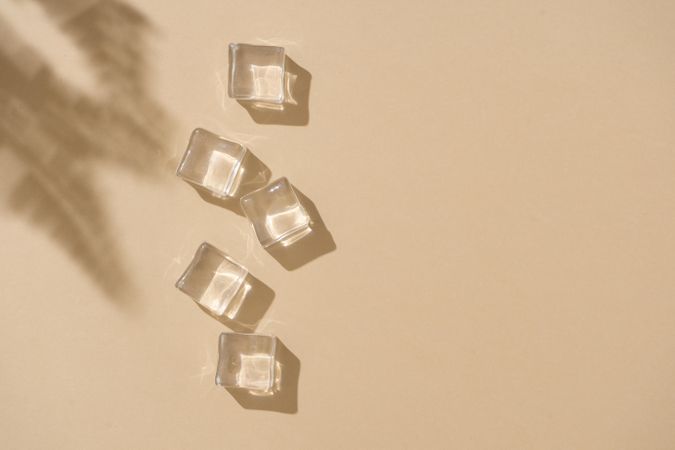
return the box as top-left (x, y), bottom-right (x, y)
top-left (0, 0), bottom-right (173, 303)
top-left (227, 339), bottom-right (300, 414)
top-left (238, 56), bottom-right (311, 126)
top-left (197, 273), bottom-right (274, 333)
top-left (187, 149), bottom-right (271, 217)
top-left (267, 186), bottom-right (336, 270)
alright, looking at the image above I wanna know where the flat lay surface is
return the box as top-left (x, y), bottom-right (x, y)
top-left (1, 0), bottom-right (675, 448)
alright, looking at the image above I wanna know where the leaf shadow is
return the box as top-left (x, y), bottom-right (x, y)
top-left (0, 0), bottom-right (174, 304)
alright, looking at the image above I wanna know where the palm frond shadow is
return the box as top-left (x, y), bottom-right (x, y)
top-left (0, 0), bottom-right (173, 304)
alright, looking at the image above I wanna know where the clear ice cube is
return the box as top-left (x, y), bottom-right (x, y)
top-left (175, 242), bottom-right (248, 318)
top-left (216, 332), bottom-right (278, 393)
top-left (228, 43), bottom-right (285, 105)
top-left (240, 177), bottom-right (311, 248)
top-left (176, 128), bottom-right (247, 198)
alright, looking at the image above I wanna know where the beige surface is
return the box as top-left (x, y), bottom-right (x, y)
top-left (2, 0), bottom-right (675, 448)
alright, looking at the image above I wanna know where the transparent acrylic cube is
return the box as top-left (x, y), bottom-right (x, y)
top-left (175, 242), bottom-right (248, 319)
top-left (176, 128), bottom-right (247, 199)
top-left (228, 43), bottom-right (285, 105)
top-left (240, 177), bottom-right (311, 248)
top-left (216, 332), bottom-right (278, 393)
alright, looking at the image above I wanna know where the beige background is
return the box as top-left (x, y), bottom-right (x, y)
top-left (1, 0), bottom-right (675, 448)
